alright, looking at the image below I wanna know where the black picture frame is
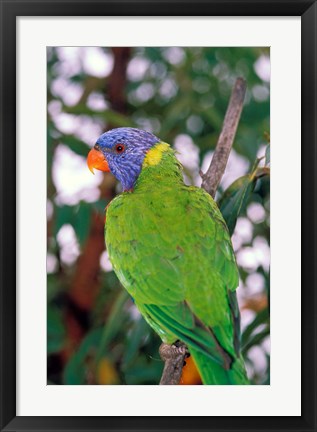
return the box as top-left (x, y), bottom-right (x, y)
top-left (0, 1), bottom-right (316, 431)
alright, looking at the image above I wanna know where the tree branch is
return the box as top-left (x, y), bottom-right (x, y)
top-left (201, 77), bottom-right (247, 198)
top-left (158, 78), bottom-right (247, 385)
top-left (159, 342), bottom-right (188, 385)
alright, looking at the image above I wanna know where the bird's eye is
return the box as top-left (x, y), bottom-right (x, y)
top-left (115, 143), bottom-right (125, 154)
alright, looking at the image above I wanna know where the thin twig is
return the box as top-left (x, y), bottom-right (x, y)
top-left (158, 78), bottom-right (247, 385)
top-left (159, 342), bottom-right (188, 385)
top-left (201, 77), bottom-right (247, 198)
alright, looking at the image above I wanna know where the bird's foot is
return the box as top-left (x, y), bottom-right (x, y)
top-left (159, 341), bottom-right (189, 362)
top-left (159, 342), bottom-right (189, 385)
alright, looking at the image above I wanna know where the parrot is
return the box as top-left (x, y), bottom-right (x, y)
top-left (87, 127), bottom-right (249, 385)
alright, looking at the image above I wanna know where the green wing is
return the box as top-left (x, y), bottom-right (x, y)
top-left (106, 185), bottom-right (240, 366)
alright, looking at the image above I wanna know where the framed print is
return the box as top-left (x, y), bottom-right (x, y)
top-left (0, 1), bottom-right (316, 431)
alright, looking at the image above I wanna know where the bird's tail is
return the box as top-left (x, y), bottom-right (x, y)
top-left (189, 348), bottom-right (249, 385)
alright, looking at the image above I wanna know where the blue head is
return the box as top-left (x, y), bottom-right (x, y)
top-left (89, 127), bottom-right (160, 191)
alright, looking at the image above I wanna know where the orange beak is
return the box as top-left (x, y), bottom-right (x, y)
top-left (87, 147), bottom-right (110, 174)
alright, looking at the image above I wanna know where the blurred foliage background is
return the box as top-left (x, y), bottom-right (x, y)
top-left (47, 47), bottom-right (270, 385)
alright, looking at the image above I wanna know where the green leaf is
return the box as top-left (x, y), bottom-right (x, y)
top-left (53, 205), bottom-right (73, 238)
top-left (242, 327), bottom-right (270, 355)
top-left (241, 308), bottom-right (269, 347)
top-left (124, 359), bottom-right (164, 384)
top-left (201, 108), bottom-right (223, 130)
top-left (47, 306), bottom-right (66, 354)
top-left (121, 317), bottom-right (149, 369)
top-left (95, 290), bottom-right (130, 365)
top-left (92, 199), bottom-right (109, 215)
top-left (47, 274), bottom-right (63, 302)
top-left (218, 174), bottom-right (257, 236)
top-left (103, 110), bottom-right (135, 127)
top-left (54, 202), bottom-right (92, 248)
top-left (63, 328), bottom-right (104, 385)
top-left (64, 291), bottom-right (129, 384)
top-left (62, 105), bottom-right (135, 127)
top-left (219, 155), bottom-right (270, 236)
top-left (73, 203), bottom-right (92, 247)
top-left (61, 135), bottom-right (90, 157)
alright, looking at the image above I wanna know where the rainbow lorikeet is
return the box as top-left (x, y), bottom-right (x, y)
top-left (87, 127), bottom-right (249, 385)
